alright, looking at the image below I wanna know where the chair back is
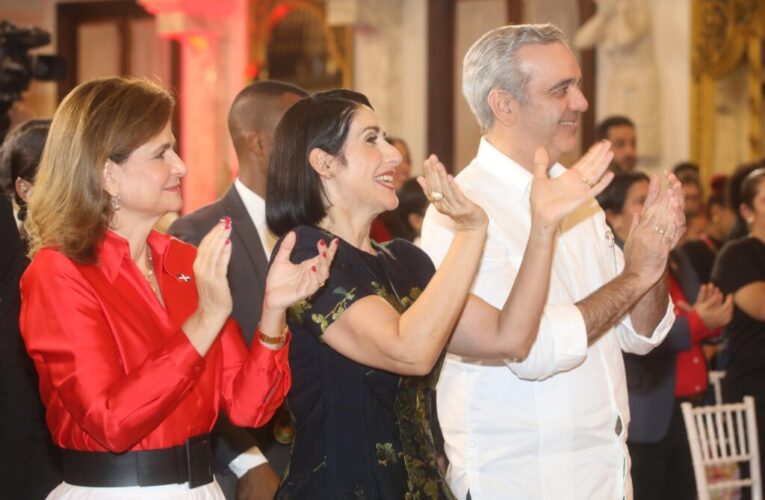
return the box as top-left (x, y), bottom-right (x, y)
top-left (709, 370), bottom-right (726, 405)
top-left (681, 396), bottom-right (762, 500)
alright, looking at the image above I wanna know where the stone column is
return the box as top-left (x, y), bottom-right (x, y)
top-left (139, 0), bottom-right (246, 213)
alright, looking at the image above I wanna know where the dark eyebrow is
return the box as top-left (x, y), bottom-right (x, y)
top-left (361, 126), bottom-right (380, 135)
top-left (547, 78), bottom-right (578, 94)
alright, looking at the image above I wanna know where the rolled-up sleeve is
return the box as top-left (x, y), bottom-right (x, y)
top-left (506, 303), bottom-right (588, 380)
top-left (617, 298), bottom-right (675, 355)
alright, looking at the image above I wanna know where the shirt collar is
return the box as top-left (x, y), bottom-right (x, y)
top-left (474, 137), bottom-right (566, 195)
top-left (234, 178), bottom-right (265, 224)
top-left (98, 229), bottom-right (170, 283)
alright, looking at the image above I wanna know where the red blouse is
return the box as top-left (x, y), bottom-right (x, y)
top-left (19, 230), bottom-right (290, 453)
top-left (668, 274), bottom-right (720, 397)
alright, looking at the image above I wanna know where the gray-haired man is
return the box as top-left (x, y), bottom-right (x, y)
top-left (421, 24), bottom-right (684, 499)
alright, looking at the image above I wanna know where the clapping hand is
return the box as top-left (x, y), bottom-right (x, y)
top-left (623, 171), bottom-right (686, 286)
top-left (677, 283), bottom-right (734, 330)
top-left (417, 154), bottom-right (487, 232)
top-left (530, 141), bottom-right (614, 227)
top-left (194, 217), bottom-right (235, 321)
top-left (264, 231), bottom-right (339, 311)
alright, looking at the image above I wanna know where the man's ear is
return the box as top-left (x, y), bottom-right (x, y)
top-left (487, 88), bottom-right (517, 128)
top-left (248, 130), bottom-right (267, 160)
top-left (102, 160), bottom-right (120, 198)
top-left (308, 148), bottom-right (335, 179)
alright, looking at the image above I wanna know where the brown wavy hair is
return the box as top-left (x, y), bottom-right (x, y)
top-left (26, 77), bottom-right (174, 263)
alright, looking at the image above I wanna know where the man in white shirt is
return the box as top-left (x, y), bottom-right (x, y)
top-left (420, 24), bottom-right (684, 499)
top-left (169, 80), bottom-right (307, 500)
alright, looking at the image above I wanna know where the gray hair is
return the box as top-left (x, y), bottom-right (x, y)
top-left (462, 24), bottom-right (567, 131)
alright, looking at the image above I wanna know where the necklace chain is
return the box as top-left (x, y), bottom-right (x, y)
top-left (143, 250), bottom-right (161, 298)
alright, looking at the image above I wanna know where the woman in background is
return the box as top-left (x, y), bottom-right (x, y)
top-left (0, 119), bottom-right (62, 499)
top-left (713, 167), bottom-right (765, 498)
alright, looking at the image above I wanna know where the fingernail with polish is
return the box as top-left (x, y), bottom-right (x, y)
top-left (311, 265), bottom-right (317, 272)
top-left (322, 251), bottom-right (327, 258)
top-left (225, 238), bottom-right (231, 245)
top-left (319, 240), bottom-right (326, 248)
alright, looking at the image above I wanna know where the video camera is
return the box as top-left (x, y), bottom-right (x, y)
top-left (0, 19), bottom-right (66, 137)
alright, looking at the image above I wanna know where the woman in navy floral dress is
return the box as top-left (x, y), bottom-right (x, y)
top-left (266, 92), bottom-right (487, 499)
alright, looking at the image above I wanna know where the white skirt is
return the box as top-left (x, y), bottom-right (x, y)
top-left (47, 479), bottom-right (225, 499)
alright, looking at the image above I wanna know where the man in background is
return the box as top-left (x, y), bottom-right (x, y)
top-left (169, 80), bottom-right (307, 499)
top-left (597, 115), bottom-right (638, 172)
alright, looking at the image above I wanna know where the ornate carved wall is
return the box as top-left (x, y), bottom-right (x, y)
top-left (691, 0), bottom-right (764, 181)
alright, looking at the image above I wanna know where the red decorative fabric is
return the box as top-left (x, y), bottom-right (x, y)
top-left (669, 274), bottom-right (720, 397)
top-left (370, 217), bottom-right (392, 243)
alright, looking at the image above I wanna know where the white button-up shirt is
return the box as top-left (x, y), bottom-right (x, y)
top-left (235, 178), bottom-right (276, 257)
top-left (420, 138), bottom-right (674, 500)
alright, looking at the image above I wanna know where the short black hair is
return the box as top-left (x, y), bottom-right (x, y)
top-left (672, 162), bottom-right (700, 182)
top-left (266, 95), bottom-right (364, 236)
top-left (596, 170), bottom-right (650, 214)
top-left (227, 80), bottom-right (308, 138)
top-left (596, 116), bottom-right (635, 141)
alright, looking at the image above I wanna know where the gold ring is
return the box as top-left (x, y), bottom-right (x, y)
top-left (318, 280), bottom-right (326, 288)
top-left (654, 226), bottom-right (666, 235)
top-left (581, 176), bottom-right (595, 188)
top-left (429, 191), bottom-right (444, 202)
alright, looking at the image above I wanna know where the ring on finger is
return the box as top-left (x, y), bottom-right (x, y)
top-left (318, 279), bottom-right (326, 288)
top-left (428, 191), bottom-right (444, 203)
top-left (580, 175), bottom-right (596, 188)
top-left (653, 226), bottom-right (666, 235)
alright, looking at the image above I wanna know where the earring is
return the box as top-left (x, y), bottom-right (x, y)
top-left (111, 195), bottom-right (121, 211)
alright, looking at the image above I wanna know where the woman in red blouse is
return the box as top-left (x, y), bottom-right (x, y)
top-left (20, 77), bottom-right (335, 499)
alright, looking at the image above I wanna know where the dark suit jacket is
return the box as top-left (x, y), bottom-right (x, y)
top-left (625, 249), bottom-right (699, 444)
top-left (168, 186), bottom-right (289, 474)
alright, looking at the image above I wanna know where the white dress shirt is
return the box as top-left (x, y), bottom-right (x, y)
top-left (235, 179), bottom-right (275, 256)
top-left (420, 138), bottom-right (674, 500)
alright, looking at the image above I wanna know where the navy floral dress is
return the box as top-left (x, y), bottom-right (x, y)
top-left (275, 225), bottom-right (454, 500)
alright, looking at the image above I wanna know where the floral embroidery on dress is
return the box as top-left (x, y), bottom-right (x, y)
top-left (376, 442), bottom-right (401, 466)
top-left (278, 228), bottom-right (453, 499)
top-left (289, 287), bottom-right (357, 333)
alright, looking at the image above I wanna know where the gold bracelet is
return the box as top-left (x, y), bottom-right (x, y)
top-left (257, 324), bottom-right (289, 347)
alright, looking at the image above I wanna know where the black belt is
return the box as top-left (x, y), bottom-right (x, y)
top-left (61, 434), bottom-right (213, 488)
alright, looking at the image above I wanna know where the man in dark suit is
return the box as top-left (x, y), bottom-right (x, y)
top-left (169, 80), bottom-right (307, 500)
